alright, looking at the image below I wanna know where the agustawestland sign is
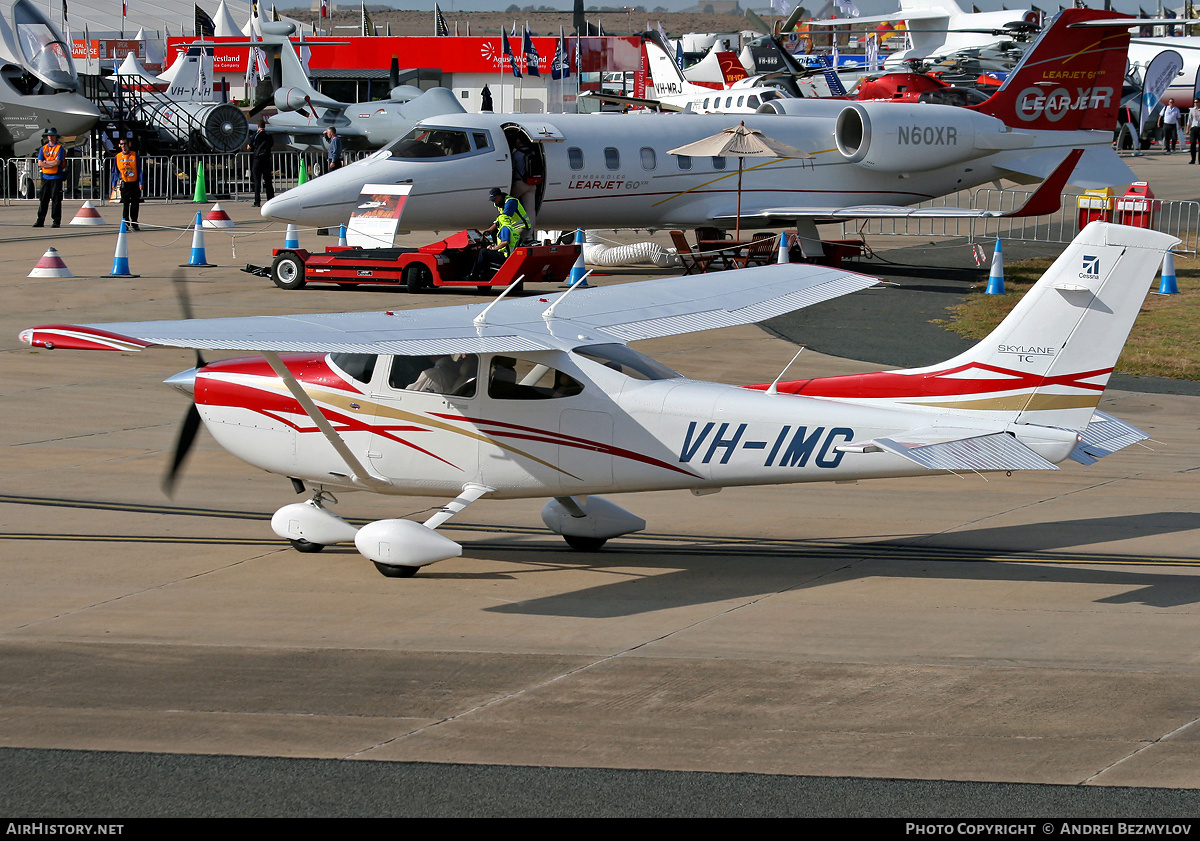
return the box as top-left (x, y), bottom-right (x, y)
top-left (162, 34), bottom-right (640, 77)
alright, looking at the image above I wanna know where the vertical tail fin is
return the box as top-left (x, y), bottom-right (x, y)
top-left (773, 223), bottom-right (1177, 432)
top-left (969, 9), bottom-right (1131, 132)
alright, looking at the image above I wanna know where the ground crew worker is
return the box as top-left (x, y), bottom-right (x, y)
top-left (484, 186), bottom-right (530, 254)
top-left (111, 137), bottom-right (143, 231)
top-left (247, 119), bottom-right (274, 206)
top-left (324, 127), bottom-right (344, 172)
top-left (34, 128), bottom-right (65, 228)
top-left (472, 187), bottom-right (531, 282)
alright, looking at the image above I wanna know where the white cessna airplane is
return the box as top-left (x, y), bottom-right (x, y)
top-left (19, 222), bottom-right (1170, 577)
top-left (261, 8), bottom-right (1138, 250)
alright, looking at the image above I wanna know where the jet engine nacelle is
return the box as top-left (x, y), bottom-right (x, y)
top-left (833, 102), bottom-right (1019, 172)
top-left (274, 86), bottom-right (342, 113)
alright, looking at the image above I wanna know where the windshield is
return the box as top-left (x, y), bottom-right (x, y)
top-left (14, 0), bottom-right (76, 89)
top-left (573, 344), bottom-right (681, 381)
top-left (385, 127), bottom-right (475, 159)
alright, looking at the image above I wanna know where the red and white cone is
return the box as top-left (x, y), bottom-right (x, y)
top-left (28, 247), bottom-right (73, 278)
top-left (69, 201), bottom-right (105, 226)
top-left (203, 202), bottom-right (235, 228)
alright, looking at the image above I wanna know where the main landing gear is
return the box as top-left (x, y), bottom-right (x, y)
top-left (271, 487), bottom-right (647, 577)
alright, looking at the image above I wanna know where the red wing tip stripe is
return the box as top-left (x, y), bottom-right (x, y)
top-left (20, 326), bottom-right (152, 352)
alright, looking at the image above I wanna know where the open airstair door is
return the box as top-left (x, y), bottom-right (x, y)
top-left (502, 123), bottom-right (556, 218)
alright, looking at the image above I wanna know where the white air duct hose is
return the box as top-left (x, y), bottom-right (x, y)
top-left (581, 230), bottom-right (681, 269)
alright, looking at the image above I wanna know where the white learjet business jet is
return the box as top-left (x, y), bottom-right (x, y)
top-left (20, 221), bottom-right (1169, 577)
top-left (262, 8), bottom-right (1137, 248)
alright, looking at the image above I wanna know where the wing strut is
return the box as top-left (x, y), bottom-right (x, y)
top-left (262, 351), bottom-right (390, 491)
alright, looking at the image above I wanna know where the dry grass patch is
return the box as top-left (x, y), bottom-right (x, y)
top-left (934, 253), bottom-right (1200, 380)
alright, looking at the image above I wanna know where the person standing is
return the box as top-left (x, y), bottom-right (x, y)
top-left (111, 136), bottom-right (143, 231)
top-left (1160, 98), bottom-right (1181, 154)
top-left (323, 127), bottom-right (344, 172)
top-left (33, 128), bottom-right (65, 228)
top-left (1189, 99), bottom-right (1200, 164)
top-left (247, 119), bottom-right (275, 206)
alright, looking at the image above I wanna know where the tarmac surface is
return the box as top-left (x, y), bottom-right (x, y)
top-left (3, 153), bottom-right (1200, 817)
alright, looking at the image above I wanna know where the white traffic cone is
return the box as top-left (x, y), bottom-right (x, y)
top-left (181, 211), bottom-right (215, 267)
top-left (69, 201), bottom-right (105, 226)
top-left (565, 227), bottom-right (589, 288)
top-left (203, 203), bottom-right (235, 228)
top-left (284, 224), bottom-right (300, 249)
top-left (28, 246), bottom-right (73, 278)
top-left (777, 232), bottom-right (789, 264)
top-left (106, 220), bottom-right (139, 277)
top-left (985, 238), bottom-right (1005, 295)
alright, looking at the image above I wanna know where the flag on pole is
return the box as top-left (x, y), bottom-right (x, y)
top-left (195, 4), bottom-right (215, 36)
top-left (435, 3), bottom-right (450, 36)
top-left (551, 26), bottom-right (570, 79)
top-left (361, 2), bottom-right (374, 36)
top-left (320, 0), bottom-right (328, 19)
top-left (502, 29), bottom-right (521, 77)
top-left (523, 25), bottom-right (540, 76)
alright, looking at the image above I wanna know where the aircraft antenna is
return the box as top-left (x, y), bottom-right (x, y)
top-left (766, 347), bottom-right (805, 396)
top-left (473, 274), bottom-right (526, 327)
top-left (542, 271), bottom-right (593, 320)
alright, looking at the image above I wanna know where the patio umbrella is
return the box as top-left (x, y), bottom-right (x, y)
top-left (667, 122), bottom-right (810, 239)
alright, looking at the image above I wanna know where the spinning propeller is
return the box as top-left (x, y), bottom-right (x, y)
top-left (162, 271), bottom-right (208, 497)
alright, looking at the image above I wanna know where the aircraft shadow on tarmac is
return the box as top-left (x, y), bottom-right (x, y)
top-left (470, 516), bottom-right (1200, 618)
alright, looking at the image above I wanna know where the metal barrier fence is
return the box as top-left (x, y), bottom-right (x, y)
top-left (840, 188), bottom-right (1200, 255)
top-left (0, 150), bottom-right (373, 205)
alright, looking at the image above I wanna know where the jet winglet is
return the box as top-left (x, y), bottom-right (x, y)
top-left (1000, 148), bottom-right (1084, 219)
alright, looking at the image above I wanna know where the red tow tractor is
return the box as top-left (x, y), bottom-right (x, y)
top-left (263, 229), bottom-right (581, 293)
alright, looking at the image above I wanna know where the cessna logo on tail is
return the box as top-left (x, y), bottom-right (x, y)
top-left (1080, 255), bottom-right (1100, 278)
top-left (1015, 86), bottom-right (1114, 122)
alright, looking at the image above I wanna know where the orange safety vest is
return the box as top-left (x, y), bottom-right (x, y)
top-left (116, 151), bottom-right (138, 183)
top-left (39, 143), bottom-right (62, 176)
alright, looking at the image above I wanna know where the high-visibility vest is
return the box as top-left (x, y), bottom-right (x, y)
top-left (39, 143), bottom-right (62, 176)
top-left (116, 151), bottom-right (139, 183)
top-left (495, 196), bottom-right (529, 256)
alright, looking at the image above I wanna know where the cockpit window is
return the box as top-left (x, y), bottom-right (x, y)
top-left (14, 0), bottom-right (76, 90)
top-left (573, 344), bottom-right (681, 381)
top-left (390, 354), bottom-right (478, 397)
top-left (329, 352), bottom-right (377, 384)
top-left (488, 356), bottom-right (583, 400)
top-left (386, 127), bottom-right (473, 159)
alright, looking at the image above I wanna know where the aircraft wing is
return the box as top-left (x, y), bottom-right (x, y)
top-left (1066, 410), bottom-right (1150, 465)
top-left (870, 429), bottom-right (1059, 472)
top-left (578, 91), bottom-right (684, 112)
top-left (806, 12), bottom-right (949, 26)
top-left (719, 147), bottom-right (1085, 225)
top-left (19, 264), bottom-right (879, 356)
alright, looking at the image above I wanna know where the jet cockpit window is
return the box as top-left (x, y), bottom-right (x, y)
top-left (472, 131), bottom-right (493, 151)
top-left (13, 0), bottom-right (76, 89)
top-left (573, 344), bottom-right (681, 381)
top-left (487, 356), bottom-right (583, 400)
top-left (387, 127), bottom-right (473, 159)
top-left (389, 354), bottom-right (479, 396)
top-left (329, 352), bottom-right (377, 384)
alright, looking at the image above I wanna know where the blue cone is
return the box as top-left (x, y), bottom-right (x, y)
top-left (566, 227), bottom-right (589, 287)
top-left (777, 232), bottom-right (789, 264)
top-left (1157, 251), bottom-right (1179, 294)
top-left (181, 211), bottom-right (215, 267)
top-left (985, 238), bottom-right (1005, 295)
top-left (285, 223), bottom-right (300, 249)
top-left (107, 220), bottom-right (138, 277)
top-left (338, 224), bottom-right (348, 246)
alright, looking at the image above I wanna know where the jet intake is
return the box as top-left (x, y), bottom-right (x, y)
top-left (834, 103), bottom-right (1020, 173)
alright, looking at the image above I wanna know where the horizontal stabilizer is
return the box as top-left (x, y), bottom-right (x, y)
top-left (873, 431), bottom-right (1058, 472)
top-left (1067, 410), bottom-right (1149, 465)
